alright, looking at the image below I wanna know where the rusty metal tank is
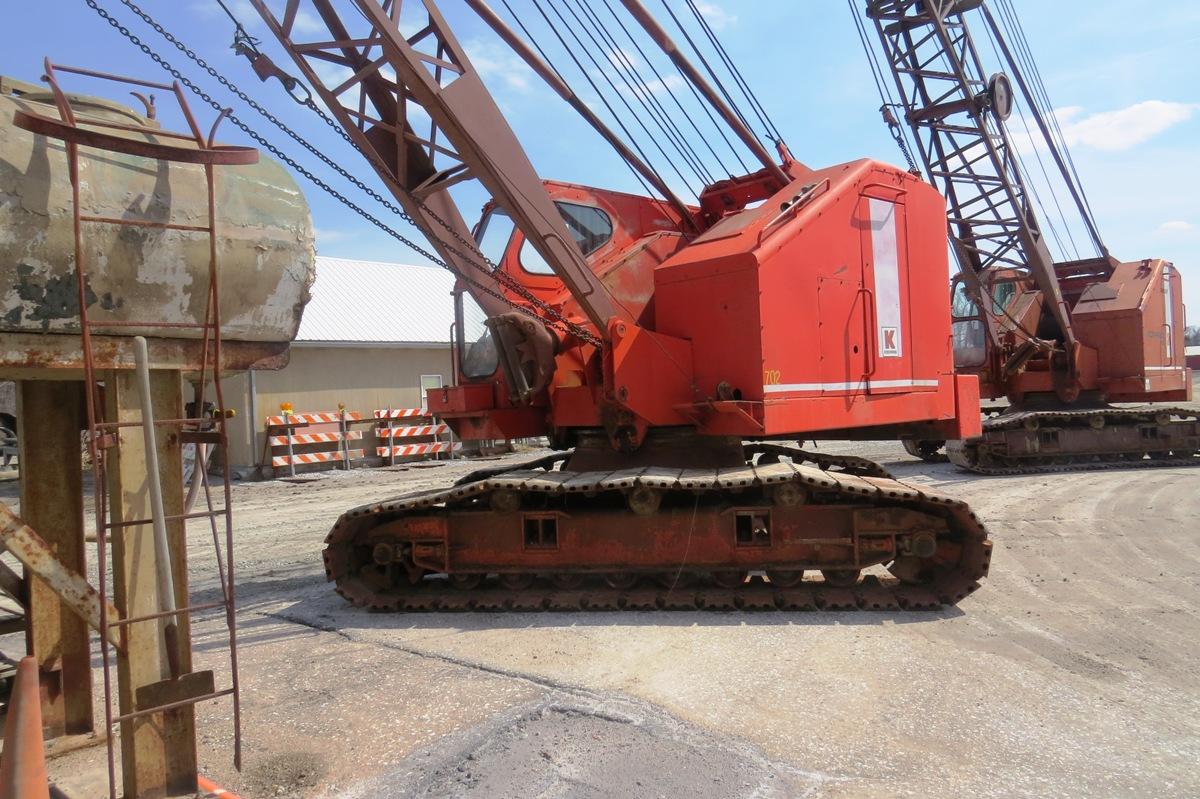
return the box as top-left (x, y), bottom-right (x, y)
top-left (0, 74), bottom-right (315, 342)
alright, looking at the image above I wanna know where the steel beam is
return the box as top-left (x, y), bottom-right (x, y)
top-left (15, 380), bottom-right (94, 738)
top-left (0, 502), bottom-right (121, 651)
top-left (105, 369), bottom-right (198, 798)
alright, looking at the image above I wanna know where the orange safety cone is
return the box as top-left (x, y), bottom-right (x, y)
top-left (0, 657), bottom-right (50, 799)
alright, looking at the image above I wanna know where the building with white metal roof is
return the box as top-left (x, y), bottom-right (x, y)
top-left (222, 256), bottom-right (458, 471)
top-left (294, 256), bottom-right (455, 345)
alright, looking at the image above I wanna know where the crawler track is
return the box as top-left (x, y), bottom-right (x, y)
top-left (948, 407), bottom-right (1200, 474)
top-left (323, 447), bottom-right (992, 612)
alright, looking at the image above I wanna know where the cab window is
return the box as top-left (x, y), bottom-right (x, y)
top-left (990, 280), bottom-right (1016, 313)
top-left (950, 278), bottom-right (986, 368)
top-left (474, 208), bottom-right (515, 268)
top-left (951, 279), bottom-right (981, 320)
top-left (520, 201), bottom-right (613, 275)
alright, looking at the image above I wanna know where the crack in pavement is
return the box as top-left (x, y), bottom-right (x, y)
top-left (263, 606), bottom-right (849, 799)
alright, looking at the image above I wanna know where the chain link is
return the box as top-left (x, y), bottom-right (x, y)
top-left (83, 0), bottom-right (600, 346)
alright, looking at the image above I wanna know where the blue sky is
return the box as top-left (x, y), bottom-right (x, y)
top-left (5, 1), bottom-right (1199, 312)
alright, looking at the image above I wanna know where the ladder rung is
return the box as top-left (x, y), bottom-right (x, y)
top-left (113, 687), bottom-right (234, 724)
top-left (109, 600), bottom-right (228, 628)
top-left (105, 509), bottom-right (227, 529)
top-left (95, 418), bottom-right (217, 430)
top-left (79, 214), bottom-right (213, 233)
top-left (181, 431), bottom-right (224, 445)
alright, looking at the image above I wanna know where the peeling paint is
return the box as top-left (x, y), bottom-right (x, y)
top-left (0, 84), bottom-right (315, 343)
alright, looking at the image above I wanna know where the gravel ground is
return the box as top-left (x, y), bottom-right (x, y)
top-left (15, 421), bottom-right (1200, 798)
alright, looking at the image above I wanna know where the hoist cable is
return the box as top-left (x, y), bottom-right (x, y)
top-left (496, 0), bottom-right (677, 221)
top-left (533, 0), bottom-right (698, 196)
top-left (994, 0), bottom-right (1102, 254)
top-left (657, 0), bottom-right (764, 153)
top-left (683, 0), bottom-right (783, 143)
top-left (598, 0), bottom-right (735, 179)
top-left (565, 0), bottom-right (715, 185)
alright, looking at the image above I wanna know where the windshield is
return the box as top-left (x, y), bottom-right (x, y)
top-left (474, 208), bottom-right (516, 267)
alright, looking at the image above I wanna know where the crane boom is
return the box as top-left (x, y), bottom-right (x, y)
top-left (864, 0), bottom-right (1076, 349)
top-left (859, 0), bottom-right (1195, 472)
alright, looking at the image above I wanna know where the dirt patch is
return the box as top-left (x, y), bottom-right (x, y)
top-left (243, 751), bottom-right (330, 798)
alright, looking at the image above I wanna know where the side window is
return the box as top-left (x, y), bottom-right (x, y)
top-left (991, 281), bottom-right (1016, 313)
top-left (475, 209), bottom-right (514, 269)
top-left (458, 291), bottom-right (498, 379)
top-left (951, 278), bottom-right (981, 320)
top-left (519, 201), bottom-right (613, 276)
top-left (558, 201), bottom-right (613, 254)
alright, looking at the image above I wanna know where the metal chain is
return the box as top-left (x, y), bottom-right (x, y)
top-left (83, 0), bottom-right (599, 346)
top-left (880, 105), bottom-right (921, 175)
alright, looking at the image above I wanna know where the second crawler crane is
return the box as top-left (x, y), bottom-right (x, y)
top-left (859, 0), bottom-right (1197, 472)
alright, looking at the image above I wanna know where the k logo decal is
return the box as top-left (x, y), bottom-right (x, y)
top-left (880, 326), bottom-right (900, 357)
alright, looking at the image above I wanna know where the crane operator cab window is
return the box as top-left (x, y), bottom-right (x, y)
top-left (458, 202), bottom-right (613, 379)
top-left (519, 202), bottom-right (613, 275)
top-left (951, 276), bottom-right (987, 369)
top-left (454, 210), bottom-right (517, 380)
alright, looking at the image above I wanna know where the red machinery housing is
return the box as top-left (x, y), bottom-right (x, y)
top-left (953, 259), bottom-right (1189, 404)
top-left (435, 161), bottom-right (981, 449)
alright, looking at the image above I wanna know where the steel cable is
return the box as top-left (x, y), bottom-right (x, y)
top-left (566, 0), bottom-right (715, 185)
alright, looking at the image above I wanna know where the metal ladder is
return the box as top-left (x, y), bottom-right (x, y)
top-left (13, 60), bottom-right (255, 798)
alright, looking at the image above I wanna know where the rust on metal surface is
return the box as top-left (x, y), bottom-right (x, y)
top-left (0, 501), bottom-right (122, 649)
top-left (0, 334), bottom-right (290, 379)
top-left (18, 379), bottom-right (94, 737)
top-left (13, 108), bottom-right (259, 165)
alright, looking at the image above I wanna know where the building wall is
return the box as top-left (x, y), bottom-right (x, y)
top-left (222, 343), bottom-right (452, 470)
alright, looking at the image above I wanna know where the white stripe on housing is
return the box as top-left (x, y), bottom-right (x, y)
top-left (1145, 366), bottom-right (1184, 372)
top-left (763, 379), bottom-right (940, 394)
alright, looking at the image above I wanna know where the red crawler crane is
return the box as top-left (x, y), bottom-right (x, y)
top-left (859, 0), bottom-right (1196, 472)
top-left (244, 0), bottom-right (991, 611)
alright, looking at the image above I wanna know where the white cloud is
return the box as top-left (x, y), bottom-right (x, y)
top-left (1055, 101), bottom-right (1198, 151)
top-left (464, 38), bottom-right (535, 94)
top-left (1155, 220), bottom-right (1196, 236)
top-left (695, 1), bottom-right (737, 31)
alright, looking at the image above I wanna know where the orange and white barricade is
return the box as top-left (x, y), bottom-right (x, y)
top-left (266, 409), bottom-right (369, 477)
top-left (375, 408), bottom-right (461, 465)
